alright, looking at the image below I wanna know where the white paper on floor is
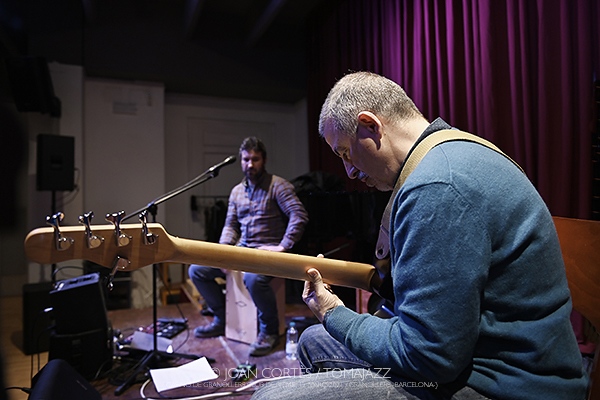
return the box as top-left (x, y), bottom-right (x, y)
top-left (150, 357), bottom-right (218, 392)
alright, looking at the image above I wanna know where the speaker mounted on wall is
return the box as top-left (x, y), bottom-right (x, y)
top-left (37, 134), bottom-right (75, 192)
top-left (5, 56), bottom-right (61, 118)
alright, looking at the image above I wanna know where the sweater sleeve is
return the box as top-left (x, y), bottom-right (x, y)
top-left (325, 181), bottom-right (489, 383)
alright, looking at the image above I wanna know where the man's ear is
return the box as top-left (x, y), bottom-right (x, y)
top-left (357, 111), bottom-right (382, 137)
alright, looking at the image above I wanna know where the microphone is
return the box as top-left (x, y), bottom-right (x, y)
top-left (207, 155), bottom-right (237, 174)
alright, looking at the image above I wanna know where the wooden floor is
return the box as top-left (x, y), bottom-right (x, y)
top-left (1, 295), bottom-right (317, 400)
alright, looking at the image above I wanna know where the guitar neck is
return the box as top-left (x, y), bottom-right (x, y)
top-left (169, 236), bottom-right (380, 292)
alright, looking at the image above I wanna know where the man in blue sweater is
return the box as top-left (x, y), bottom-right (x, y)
top-left (252, 72), bottom-right (588, 399)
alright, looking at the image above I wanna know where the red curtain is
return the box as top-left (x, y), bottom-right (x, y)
top-left (307, 0), bottom-right (600, 218)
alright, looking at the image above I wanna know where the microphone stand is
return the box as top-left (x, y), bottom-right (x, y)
top-left (114, 158), bottom-right (234, 396)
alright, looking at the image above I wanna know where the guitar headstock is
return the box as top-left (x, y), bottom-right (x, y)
top-left (24, 212), bottom-right (173, 272)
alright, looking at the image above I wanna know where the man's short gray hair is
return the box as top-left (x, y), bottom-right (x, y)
top-left (318, 72), bottom-right (423, 137)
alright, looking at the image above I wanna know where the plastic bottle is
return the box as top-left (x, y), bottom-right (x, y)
top-left (285, 322), bottom-right (298, 360)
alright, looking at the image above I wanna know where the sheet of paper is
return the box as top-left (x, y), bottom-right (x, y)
top-left (150, 357), bottom-right (218, 392)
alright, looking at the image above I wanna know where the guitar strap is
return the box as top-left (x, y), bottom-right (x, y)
top-left (375, 129), bottom-right (524, 260)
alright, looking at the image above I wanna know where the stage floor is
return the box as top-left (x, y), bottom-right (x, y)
top-left (1, 295), bottom-right (318, 400)
top-left (97, 301), bottom-right (316, 399)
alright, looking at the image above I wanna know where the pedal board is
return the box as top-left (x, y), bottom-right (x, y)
top-left (122, 318), bottom-right (188, 343)
top-left (151, 319), bottom-right (188, 339)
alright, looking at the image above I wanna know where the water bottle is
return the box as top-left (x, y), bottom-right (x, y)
top-left (285, 322), bottom-right (298, 360)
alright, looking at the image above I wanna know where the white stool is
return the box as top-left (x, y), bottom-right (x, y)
top-left (225, 271), bottom-right (286, 344)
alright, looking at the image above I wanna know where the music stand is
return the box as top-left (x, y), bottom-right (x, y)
top-left (114, 158), bottom-right (234, 396)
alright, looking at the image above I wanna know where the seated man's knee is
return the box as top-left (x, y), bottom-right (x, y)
top-left (188, 264), bottom-right (202, 279)
top-left (299, 324), bottom-right (327, 347)
top-left (189, 264), bottom-right (222, 281)
top-left (243, 273), bottom-right (271, 289)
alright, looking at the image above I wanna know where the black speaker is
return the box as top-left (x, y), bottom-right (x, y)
top-left (5, 56), bottom-right (61, 117)
top-left (50, 273), bottom-right (108, 335)
top-left (29, 359), bottom-right (101, 400)
top-left (49, 273), bottom-right (113, 380)
top-left (36, 134), bottom-right (75, 191)
top-left (22, 281), bottom-right (54, 355)
top-left (49, 329), bottom-right (113, 381)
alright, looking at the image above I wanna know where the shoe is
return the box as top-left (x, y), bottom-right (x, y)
top-left (249, 332), bottom-right (279, 357)
top-left (201, 307), bottom-right (214, 317)
top-left (194, 321), bottom-right (224, 338)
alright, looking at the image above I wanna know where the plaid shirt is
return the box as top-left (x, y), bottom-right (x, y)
top-left (219, 172), bottom-right (308, 251)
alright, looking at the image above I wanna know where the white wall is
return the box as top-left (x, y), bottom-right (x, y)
top-left (83, 78), bottom-right (165, 308)
top-left (83, 79), bottom-right (165, 219)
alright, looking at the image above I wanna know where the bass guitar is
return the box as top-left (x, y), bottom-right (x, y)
top-left (24, 211), bottom-right (382, 293)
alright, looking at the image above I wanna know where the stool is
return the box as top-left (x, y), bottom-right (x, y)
top-left (225, 271), bottom-right (286, 344)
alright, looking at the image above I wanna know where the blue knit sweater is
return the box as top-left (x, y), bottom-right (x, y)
top-left (324, 119), bottom-right (588, 399)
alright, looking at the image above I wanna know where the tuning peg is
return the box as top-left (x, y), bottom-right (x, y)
top-left (105, 211), bottom-right (132, 247)
top-left (108, 256), bottom-right (130, 291)
top-left (138, 210), bottom-right (158, 245)
top-left (46, 212), bottom-right (74, 251)
top-left (78, 211), bottom-right (104, 249)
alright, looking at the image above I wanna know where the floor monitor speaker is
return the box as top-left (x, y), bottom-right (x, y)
top-left (49, 273), bottom-right (113, 380)
top-left (29, 359), bottom-right (101, 400)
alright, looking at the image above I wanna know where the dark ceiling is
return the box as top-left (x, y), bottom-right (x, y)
top-left (0, 0), bottom-right (331, 104)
